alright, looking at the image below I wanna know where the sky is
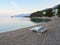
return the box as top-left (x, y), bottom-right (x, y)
top-left (0, 0), bottom-right (60, 16)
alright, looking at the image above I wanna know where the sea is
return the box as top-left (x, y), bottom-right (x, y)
top-left (0, 17), bottom-right (36, 33)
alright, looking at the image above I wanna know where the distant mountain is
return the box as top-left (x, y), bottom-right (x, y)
top-left (11, 14), bottom-right (30, 18)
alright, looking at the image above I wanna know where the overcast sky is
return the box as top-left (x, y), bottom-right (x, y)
top-left (0, 0), bottom-right (60, 16)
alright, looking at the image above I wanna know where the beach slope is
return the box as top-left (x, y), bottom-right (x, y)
top-left (0, 17), bottom-right (60, 45)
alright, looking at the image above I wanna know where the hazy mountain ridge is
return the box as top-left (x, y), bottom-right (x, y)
top-left (11, 14), bottom-right (30, 18)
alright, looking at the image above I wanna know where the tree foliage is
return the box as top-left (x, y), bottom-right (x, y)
top-left (30, 11), bottom-right (44, 17)
top-left (44, 8), bottom-right (54, 17)
top-left (30, 4), bottom-right (60, 17)
top-left (57, 5), bottom-right (60, 17)
top-left (30, 8), bottom-right (54, 17)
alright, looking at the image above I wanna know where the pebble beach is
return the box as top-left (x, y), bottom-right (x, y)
top-left (0, 17), bottom-right (60, 45)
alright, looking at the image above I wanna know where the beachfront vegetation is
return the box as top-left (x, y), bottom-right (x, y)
top-left (57, 5), bottom-right (60, 17)
top-left (44, 8), bottom-right (54, 17)
top-left (30, 4), bottom-right (60, 17)
top-left (30, 8), bottom-right (54, 17)
top-left (30, 11), bottom-right (44, 17)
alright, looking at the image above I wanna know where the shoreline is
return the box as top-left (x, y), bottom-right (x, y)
top-left (0, 20), bottom-right (49, 34)
top-left (0, 17), bottom-right (60, 45)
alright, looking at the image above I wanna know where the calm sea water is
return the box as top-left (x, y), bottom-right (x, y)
top-left (0, 17), bottom-right (36, 33)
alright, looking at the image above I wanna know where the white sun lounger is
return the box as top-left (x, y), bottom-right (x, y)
top-left (29, 26), bottom-right (48, 33)
top-left (30, 26), bottom-right (42, 31)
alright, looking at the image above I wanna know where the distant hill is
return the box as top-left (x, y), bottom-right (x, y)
top-left (11, 14), bottom-right (30, 18)
top-left (30, 4), bottom-right (60, 17)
